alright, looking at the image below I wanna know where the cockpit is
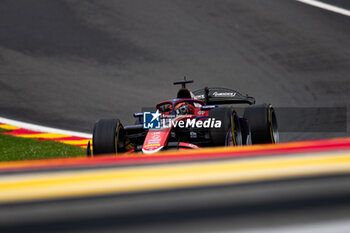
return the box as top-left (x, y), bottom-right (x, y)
top-left (156, 99), bottom-right (204, 116)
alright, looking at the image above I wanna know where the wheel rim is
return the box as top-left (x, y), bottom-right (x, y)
top-left (226, 112), bottom-right (242, 146)
top-left (268, 106), bottom-right (279, 143)
top-left (114, 122), bottom-right (119, 153)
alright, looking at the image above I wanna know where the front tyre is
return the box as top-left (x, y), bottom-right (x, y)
top-left (92, 119), bottom-right (127, 155)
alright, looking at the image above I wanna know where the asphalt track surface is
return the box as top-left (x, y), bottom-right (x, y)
top-left (0, 0), bottom-right (350, 232)
top-left (0, 0), bottom-right (349, 141)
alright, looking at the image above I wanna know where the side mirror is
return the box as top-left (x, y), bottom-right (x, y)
top-left (133, 112), bottom-right (143, 125)
top-left (133, 112), bottom-right (143, 118)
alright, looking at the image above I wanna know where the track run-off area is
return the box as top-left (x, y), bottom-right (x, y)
top-left (0, 117), bottom-right (91, 148)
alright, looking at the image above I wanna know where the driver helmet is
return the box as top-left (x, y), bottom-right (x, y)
top-left (174, 102), bottom-right (195, 115)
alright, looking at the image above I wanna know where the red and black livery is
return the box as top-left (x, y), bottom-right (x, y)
top-left (88, 78), bottom-right (278, 155)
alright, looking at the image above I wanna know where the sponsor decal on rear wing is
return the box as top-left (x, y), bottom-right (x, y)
top-left (193, 87), bottom-right (255, 105)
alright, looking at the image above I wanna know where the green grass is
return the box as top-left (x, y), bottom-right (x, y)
top-left (0, 132), bottom-right (86, 161)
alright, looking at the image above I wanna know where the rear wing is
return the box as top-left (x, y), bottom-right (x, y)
top-left (193, 87), bottom-right (255, 105)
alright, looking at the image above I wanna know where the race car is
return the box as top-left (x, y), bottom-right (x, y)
top-left (88, 78), bottom-right (278, 155)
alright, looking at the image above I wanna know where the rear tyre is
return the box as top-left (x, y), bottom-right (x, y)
top-left (244, 104), bottom-right (279, 144)
top-left (92, 119), bottom-right (127, 155)
top-left (209, 107), bottom-right (242, 147)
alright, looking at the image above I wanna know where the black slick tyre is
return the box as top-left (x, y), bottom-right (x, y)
top-left (209, 107), bottom-right (242, 147)
top-left (92, 119), bottom-right (126, 155)
top-left (244, 104), bottom-right (279, 144)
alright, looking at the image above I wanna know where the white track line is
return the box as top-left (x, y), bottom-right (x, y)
top-left (0, 116), bottom-right (91, 138)
top-left (296, 0), bottom-right (350, 17)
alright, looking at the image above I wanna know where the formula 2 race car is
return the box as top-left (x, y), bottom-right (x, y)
top-left (87, 78), bottom-right (278, 155)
